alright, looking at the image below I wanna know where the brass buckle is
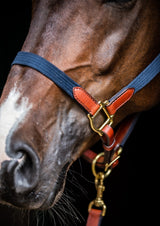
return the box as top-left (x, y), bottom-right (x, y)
top-left (88, 100), bottom-right (114, 136)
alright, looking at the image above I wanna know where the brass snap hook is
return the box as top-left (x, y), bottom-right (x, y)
top-left (88, 171), bottom-right (107, 216)
top-left (88, 148), bottom-right (123, 216)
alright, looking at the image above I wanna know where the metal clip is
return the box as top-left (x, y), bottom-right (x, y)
top-left (88, 148), bottom-right (123, 216)
top-left (88, 172), bottom-right (107, 216)
top-left (88, 100), bottom-right (114, 137)
top-left (88, 153), bottom-right (108, 216)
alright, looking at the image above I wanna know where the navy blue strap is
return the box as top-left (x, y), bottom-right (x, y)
top-left (109, 53), bottom-right (160, 103)
top-left (126, 53), bottom-right (160, 93)
top-left (120, 114), bottom-right (140, 147)
top-left (11, 51), bottom-right (80, 99)
top-left (12, 51), bottom-right (160, 104)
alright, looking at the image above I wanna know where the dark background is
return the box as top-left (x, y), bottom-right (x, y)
top-left (0, 1), bottom-right (159, 225)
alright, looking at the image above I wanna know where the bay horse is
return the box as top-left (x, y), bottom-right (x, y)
top-left (0, 0), bottom-right (160, 225)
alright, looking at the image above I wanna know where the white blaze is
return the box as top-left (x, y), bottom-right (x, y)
top-left (0, 86), bottom-right (32, 168)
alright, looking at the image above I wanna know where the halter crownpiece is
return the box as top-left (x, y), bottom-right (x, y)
top-left (12, 51), bottom-right (160, 225)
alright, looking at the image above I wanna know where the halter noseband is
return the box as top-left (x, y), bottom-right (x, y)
top-left (12, 51), bottom-right (160, 224)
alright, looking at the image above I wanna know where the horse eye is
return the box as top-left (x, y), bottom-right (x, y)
top-left (103, 0), bottom-right (133, 3)
top-left (102, 0), bottom-right (137, 8)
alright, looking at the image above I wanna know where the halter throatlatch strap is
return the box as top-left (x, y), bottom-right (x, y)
top-left (12, 51), bottom-right (160, 225)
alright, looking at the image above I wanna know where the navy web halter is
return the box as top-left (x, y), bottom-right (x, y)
top-left (12, 51), bottom-right (160, 103)
top-left (11, 51), bottom-right (160, 224)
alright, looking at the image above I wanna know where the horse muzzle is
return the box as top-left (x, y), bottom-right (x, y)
top-left (0, 139), bottom-right (41, 208)
top-left (0, 133), bottom-right (71, 210)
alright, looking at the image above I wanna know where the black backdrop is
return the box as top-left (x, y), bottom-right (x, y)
top-left (0, 1), bottom-right (159, 225)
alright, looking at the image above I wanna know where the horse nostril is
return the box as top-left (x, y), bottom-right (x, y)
top-left (2, 142), bottom-right (40, 194)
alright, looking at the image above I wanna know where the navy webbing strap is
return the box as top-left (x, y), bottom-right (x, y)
top-left (11, 51), bottom-right (80, 99)
top-left (109, 53), bottom-right (160, 103)
top-left (12, 51), bottom-right (160, 105)
top-left (126, 54), bottom-right (160, 93)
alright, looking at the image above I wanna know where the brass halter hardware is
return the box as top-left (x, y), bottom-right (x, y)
top-left (88, 172), bottom-right (107, 216)
top-left (88, 100), bottom-right (114, 136)
top-left (91, 150), bottom-right (122, 178)
top-left (88, 148), bottom-right (122, 216)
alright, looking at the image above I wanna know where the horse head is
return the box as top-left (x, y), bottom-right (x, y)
top-left (0, 0), bottom-right (159, 210)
